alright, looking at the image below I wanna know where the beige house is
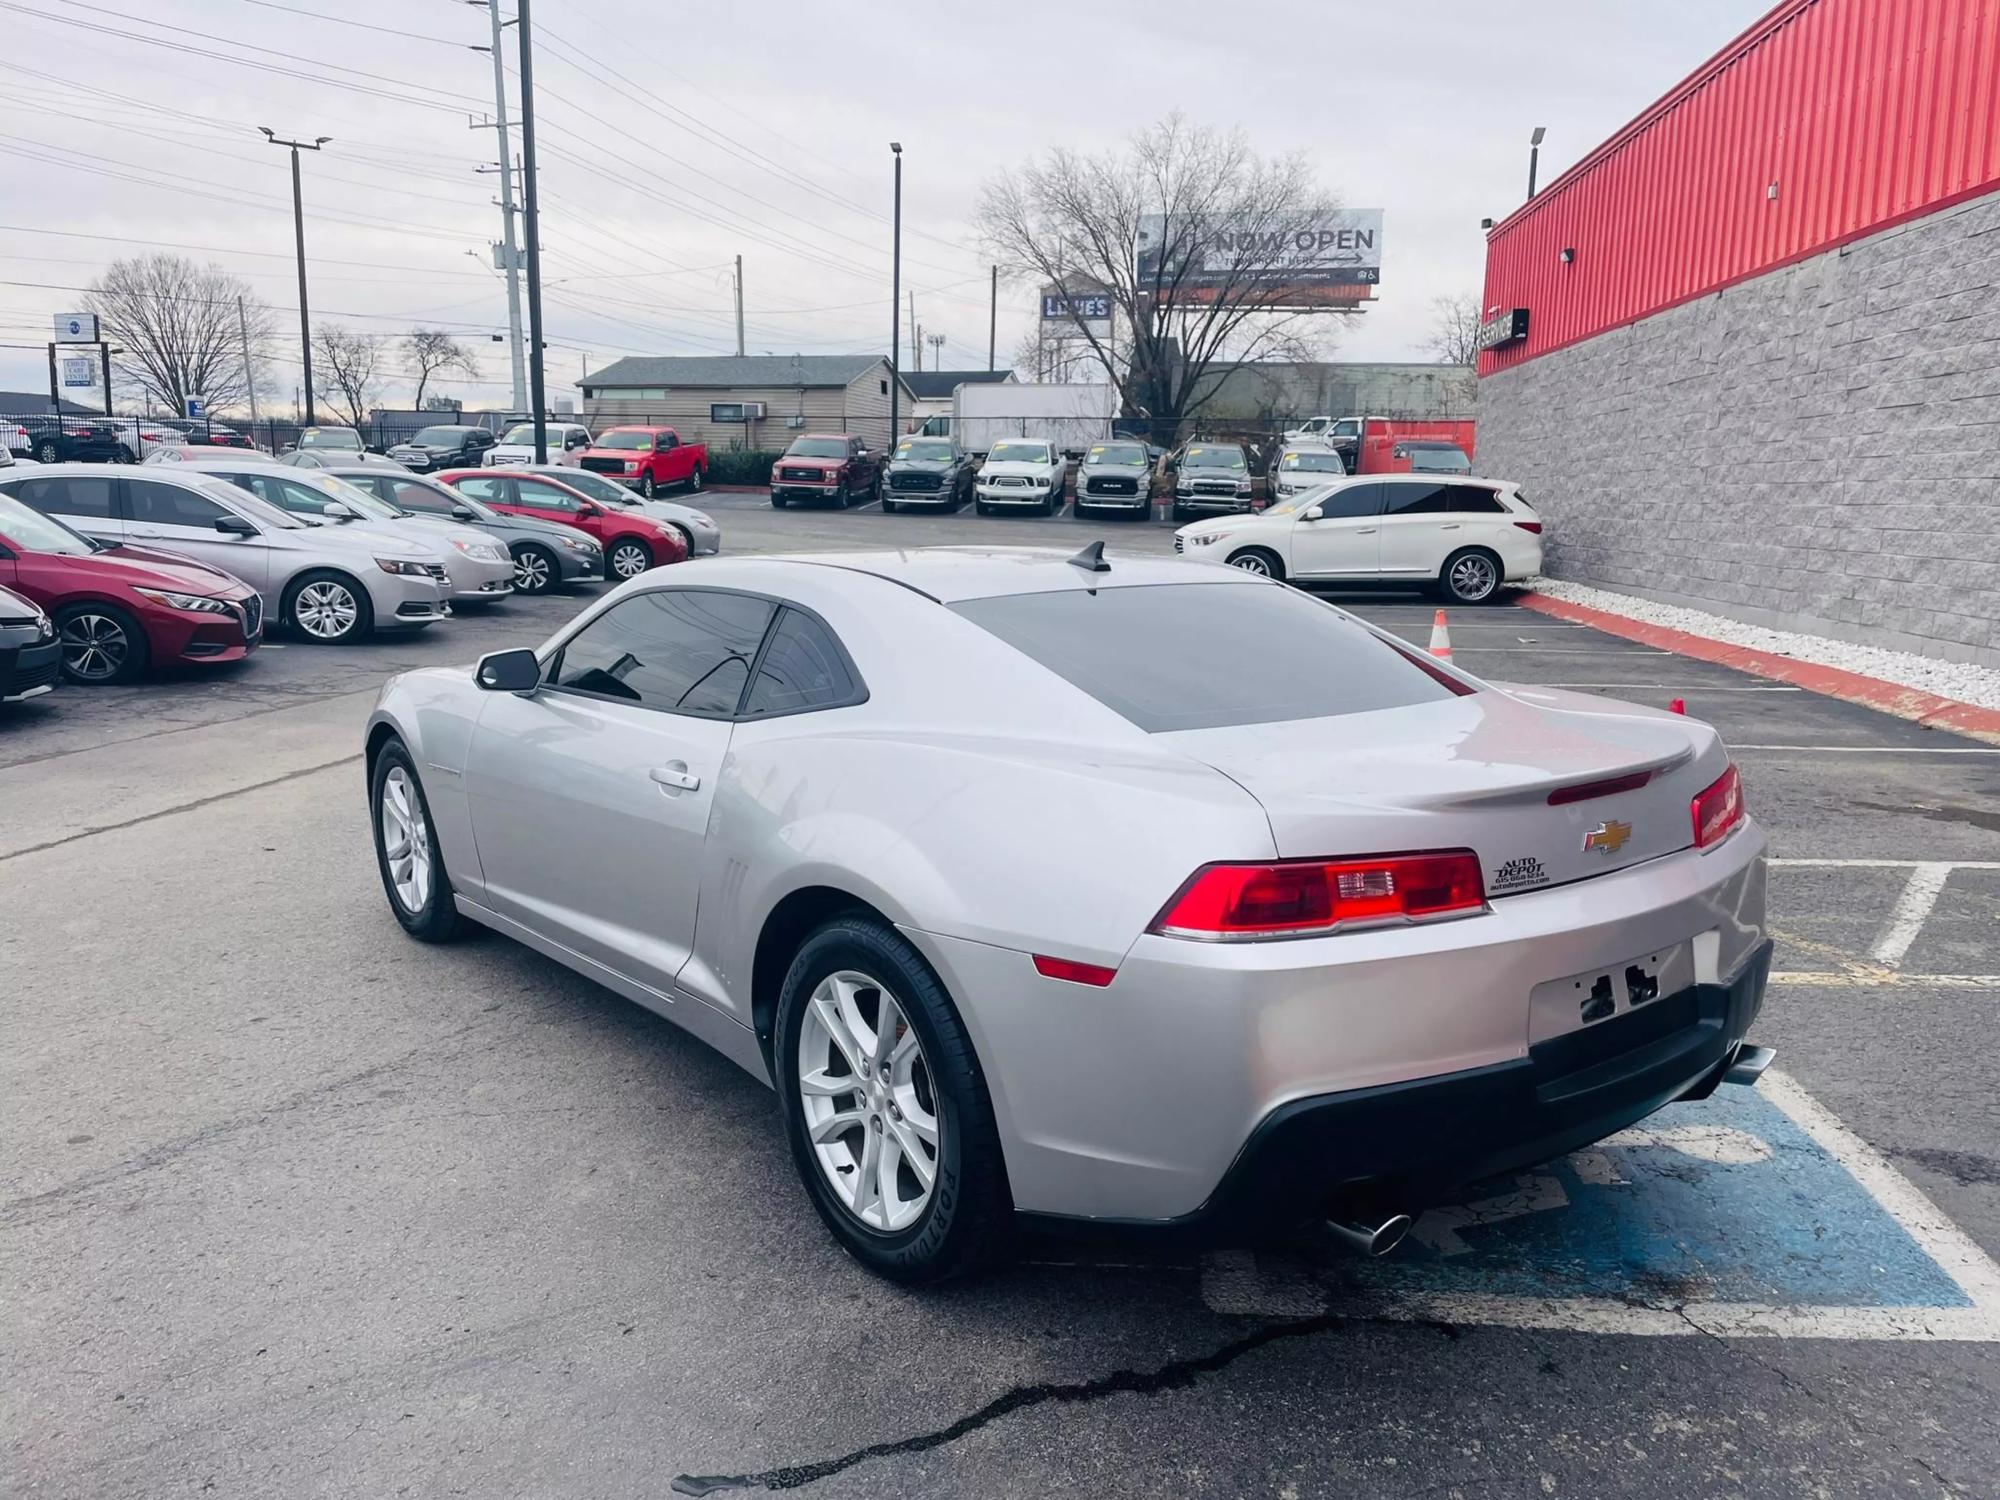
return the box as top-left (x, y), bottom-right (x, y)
top-left (578, 355), bottom-right (917, 454)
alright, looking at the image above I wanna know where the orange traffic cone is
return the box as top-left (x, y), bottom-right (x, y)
top-left (1428, 609), bottom-right (1453, 660)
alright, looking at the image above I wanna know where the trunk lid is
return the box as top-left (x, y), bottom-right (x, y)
top-left (1159, 687), bottom-right (1729, 897)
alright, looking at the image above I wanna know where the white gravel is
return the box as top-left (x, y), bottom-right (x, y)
top-left (1527, 578), bottom-right (2000, 712)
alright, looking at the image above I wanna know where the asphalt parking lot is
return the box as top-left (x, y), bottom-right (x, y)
top-left (5, 491), bottom-right (1998, 1499)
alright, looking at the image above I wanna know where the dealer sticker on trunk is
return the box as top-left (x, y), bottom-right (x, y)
top-left (1491, 855), bottom-right (1550, 893)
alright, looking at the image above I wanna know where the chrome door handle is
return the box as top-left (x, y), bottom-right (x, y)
top-left (1439, 523), bottom-right (1462, 531)
top-left (649, 764), bottom-right (700, 791)
top-left (1355, 527), bottom-right (1377, 534)
top-left (129, 525), bottom-right (163, 538)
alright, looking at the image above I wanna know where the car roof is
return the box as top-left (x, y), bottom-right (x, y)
top-left (711, 545), bottom-right (1251, 604)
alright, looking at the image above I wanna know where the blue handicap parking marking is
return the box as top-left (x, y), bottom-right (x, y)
top-left (1337, 1086), bottom-right (1968, 1310)
top-left (1203, 1072), bottom-right (2000, 1339)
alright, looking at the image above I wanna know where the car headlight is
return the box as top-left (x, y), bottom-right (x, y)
top-left (557, 535), bottom-right (597, 553)
top-left (689, 513), bottom-right (713, 525)
top-left (1186, 532), bottom-right (1227, 547)
top-left (133, 586), bottom-right (233, 614)
top-left (623, 460), bottom-right (639, 472)
top-left (1236, 481), bottom-right (1253, 494)
top-left (451, 539), bottom-right (505, 562)
top-left (375, 558), bottom-right (432, 576)
top-left (37, 614), bottom-right (55, 639)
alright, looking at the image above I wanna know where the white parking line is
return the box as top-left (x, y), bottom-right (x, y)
top-left (1773, 858), bottom-right (2000, 869)
top-left (1731, 745), bottom-right (2000, 755)
top-left (1870, 863), bottom-right (1956, 967)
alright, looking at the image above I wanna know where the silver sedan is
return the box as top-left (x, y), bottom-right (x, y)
top-left (364, 547), bottom-right (1773, 1282)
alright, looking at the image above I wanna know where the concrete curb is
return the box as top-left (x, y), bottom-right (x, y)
top-left (1517, 591), bottom-right (2000, 746)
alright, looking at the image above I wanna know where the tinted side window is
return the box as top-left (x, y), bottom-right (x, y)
top-left (513, 479), bottom-right (577, 511)
top-left (552, 591), bottom-right (775, 716)
top-left (1441, 484), bottom-right (1506, 514)
top-left (1317, 483), bottom-right (1385, 520)
top-left (454, 476), bottom-right (513, 505)
top-left (1381, 482), bottom-right (1451, 516)
top-left (14, 475), bottom-right (117, 519)
top-left (127, 478), bottom-right (227, 527)
top-left (385, 479), bottom-right (450, 513)
top-left (744, 609), bottom-right (860, 716)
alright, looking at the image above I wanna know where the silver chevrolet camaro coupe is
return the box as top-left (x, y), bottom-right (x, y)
top-left (363, 546), bottom-right (1773, 1282)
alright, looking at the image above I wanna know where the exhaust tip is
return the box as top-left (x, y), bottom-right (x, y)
top-left (1723, 1042), bottom-right (1775, 1086)
top-left (1325, 1211), bottom-right (1415, 1257)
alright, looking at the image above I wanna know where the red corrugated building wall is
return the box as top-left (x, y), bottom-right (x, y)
top-left (1479, 0), bottom-right (2000, 375)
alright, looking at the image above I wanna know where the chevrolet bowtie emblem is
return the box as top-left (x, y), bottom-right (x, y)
top-left (1584, 820), bottom-right (1633, 855)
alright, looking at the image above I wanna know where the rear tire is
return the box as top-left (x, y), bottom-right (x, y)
top-left (511, 543), bottom-right (557, 595)
top-left (370, 742), bottom-right (465, 943)
top-left (774, 914), bottom-right (1012, 1283)
top-left (1440, 547), bottom-right (1503, 605)
top-left (686, 466), bottom-right (704, 494)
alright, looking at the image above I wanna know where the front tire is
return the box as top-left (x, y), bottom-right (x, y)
top-left (54, 602), bottom-right (148, 684)
top-left (1171, 502), bottom-right (1190, 523)
top-left (834, 480), bottom-right (850, 509)
top-left (771, 492), bottom-right (787, 509)
top-left (511, 543), bottom-right (557, 595)
top-left (283, 570), bottom-right (372, 644)
top-left (775, 915), bottom-right (1011, 1283)
top-left (1227, 546), bottom-right (1285, 580)
top-left (370, 742), bottom-right (465, 942)
top-left (607, 537), bottom-right (652, 580)
top-left (975, 499), bottom-right (992, 517)
top-left (881, 499), bottom-right (897, 514)
top-left (638, 473), bottom-right (658, 499)
top-left (1440, 547), bottom-right (1503, 604)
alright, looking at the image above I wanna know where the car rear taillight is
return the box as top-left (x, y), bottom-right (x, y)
top-left (1151, 851), bottom-right (1486, 941)
top-left (1513, 520), bottom-right (1544, 534)
top-left (1691, 764), bottom-right (1744, 849)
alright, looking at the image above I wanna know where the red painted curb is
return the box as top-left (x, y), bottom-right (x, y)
top-left (1518, 592), bottom-right (2000, 745)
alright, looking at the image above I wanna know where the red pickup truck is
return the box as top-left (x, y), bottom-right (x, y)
top-left (576, 426), bottom-right (708, 499)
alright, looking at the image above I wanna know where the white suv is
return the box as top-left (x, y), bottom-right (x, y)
top-left (1176, 474), bottom-right (1544, 604)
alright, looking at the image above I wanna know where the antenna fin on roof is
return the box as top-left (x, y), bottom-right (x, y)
top-left (1067, 540), bottom-right (1111, 574)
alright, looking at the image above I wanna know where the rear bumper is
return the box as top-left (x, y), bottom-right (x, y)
top-left (1030, 941), bottom-right (1772, 1246)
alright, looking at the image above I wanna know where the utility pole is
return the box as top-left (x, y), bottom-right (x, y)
top-left (516, 0), bottom-right (549, 463)
top-left (927, 331), bottom-right (944, 372)
top-left (908, 292), bottom-right (918, 372)
top-left (236, 296), bottom-right (260, 426)
top-left (474, 0), bottom-right (527, 413)
top-left (260, 127), bottom-right (329, 424)
top-left (988, 265), bottom-right (997, 372)
top-left (733, 254), bottom-right (745, 356)
top-left (888, 143), bottom-right (902, 444)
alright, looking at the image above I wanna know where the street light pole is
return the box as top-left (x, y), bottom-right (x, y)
top-left (261, 127), bottom-right (329, 425)
top-left (514, 0), bottom-right (550, 464)
top-left (1527, 125), bottom-right (1547, 199)
top-left (889, 143), bottom-right (902, 447)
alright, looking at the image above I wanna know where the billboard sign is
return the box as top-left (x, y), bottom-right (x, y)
top-left (1136, 209), bottom-right (1384, 304)
top-left (60, 356), bottom-right (95, 388)
top-left (55, 312), bottom-right (99, 343)
top-left (1040, 287), bottom-right (1113, 340)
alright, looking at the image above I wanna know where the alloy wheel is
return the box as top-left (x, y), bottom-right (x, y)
top-left (1230, 551), bottom-right (1274, 576)
top-left (1449, 553), bottom-right (1498, 601)
top-left (610, 541), bottom-right (649, 578)
top-left (514, 549), bottom-right (551, 592)
top-left (378, 765), bottom-right (432, 914)
top-left (59, 613), bottom-right (129, 681)
top-left (798, 969), bottom-right (941, 1234)
top-left (294, 580), bottom-right (360, 639)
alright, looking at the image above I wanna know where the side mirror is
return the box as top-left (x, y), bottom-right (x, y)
top-left (214, 514), bottom-right (258, 536)
top-left (450, 505), bottom-right (477, 521)
top-left (475, 648), bottom-right (541, 693)
top-left (566, 433), bottom-right (588, 449)
top-left (1302, 506), bottom-right (1324, 522)
top-left (322, 501), bottom-right (357, 521)
top-left (574, 501), bottom-right (599, 517)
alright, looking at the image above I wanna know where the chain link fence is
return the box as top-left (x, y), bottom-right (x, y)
top-left (0, 407), bottom-right (519, 463)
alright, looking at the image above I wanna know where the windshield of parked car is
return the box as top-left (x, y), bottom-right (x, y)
top-left (411, 427), bottom-right (474, 446)
top-left (784, 438), bottom-right (849, 458)
top-left (1087, 443), bottom-right (1149, 466)
top-left (188, 474), bottom-right (311, 529)
top-left (1280, 450), bottom-right (1345, 472)
top-left (595, 430), bottom-right (659, 451)
top-left (298, 428), bottom-right (362, 449)
top-left (307, 473), bottom-right (404, 519)
top-left (0, 492), bottom-right (93, 554)
top-left (987, 441), bottom-right (1051, 463)
top-left (893, 440), bottom-right (955, 462)
top-left (1182, 445), bottom-right (1247, 470)
top-left (953, 582), bottom-right (1468, 732)
top-left (542, 468), bottom-right (633, 505)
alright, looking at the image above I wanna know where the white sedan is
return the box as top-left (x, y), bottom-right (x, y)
top-left (1177, 474), bottom-right (1545, 604)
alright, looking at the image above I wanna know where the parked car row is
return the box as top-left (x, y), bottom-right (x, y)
top-left (0, 453), bottom-right (724, 703)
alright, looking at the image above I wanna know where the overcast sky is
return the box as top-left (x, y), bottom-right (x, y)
top-left (2, 0), bottom-right (1768, 411)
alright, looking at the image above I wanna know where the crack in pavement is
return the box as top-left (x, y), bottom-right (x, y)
top-left (669, 1311), bottom-right (1355, 1494)
top-left (0, 754), bottom-right (361, 862)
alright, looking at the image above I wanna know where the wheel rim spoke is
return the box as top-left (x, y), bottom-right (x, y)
top-left (380, 768), bottom-right (432, 912)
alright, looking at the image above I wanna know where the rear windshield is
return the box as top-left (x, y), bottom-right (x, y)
top-left (951, 582), bottom-right (1468, 732)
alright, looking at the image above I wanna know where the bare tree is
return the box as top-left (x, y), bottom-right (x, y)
top-left (83, 256), bottom-right (273, 414)
top-left (1425, 292), bottom-right (1483, 365)
top-left (312, 323), bottom-right (383, 428)
top-left (404, 328), bottom-right (479, 409)
top-left (979, 116), bottom-right (1348, 443)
